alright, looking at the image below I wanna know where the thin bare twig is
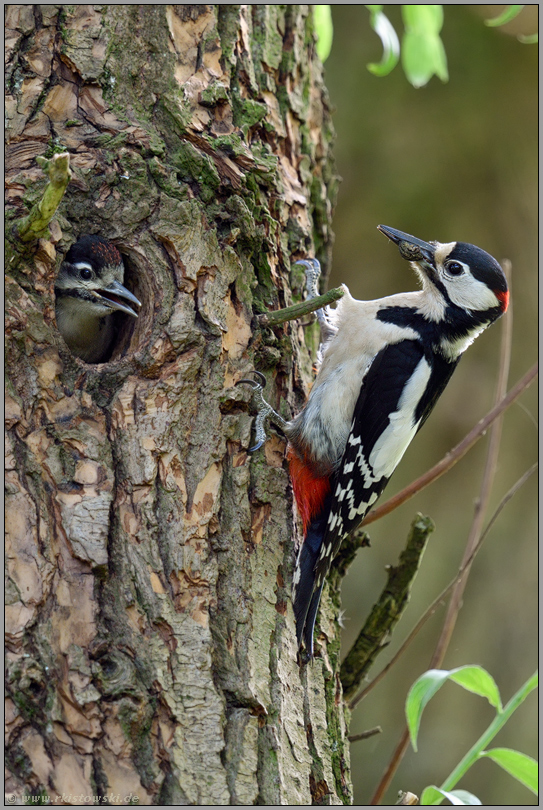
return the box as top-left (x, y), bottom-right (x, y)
top-left (349, 462), bottom-right (537, 710)
top-left (348, 726), bottom-right (383, 743)
top-left (370, 729), bottom-right (410, 806)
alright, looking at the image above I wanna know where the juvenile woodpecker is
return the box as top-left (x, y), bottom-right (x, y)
top-left (241, 225), bottom-right (508, 658)
top-left (55, 235), bottom-right (141, 363)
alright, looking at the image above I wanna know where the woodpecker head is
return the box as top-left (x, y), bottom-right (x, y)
top-left (55, 235), bottom-right (141, 362)
top-left (56, 235), bottom-right (141, 319)
top-left (377, 225), bottom-right (509, 322)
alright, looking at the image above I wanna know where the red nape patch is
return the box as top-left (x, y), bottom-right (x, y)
top-left (90, 239), bottom-right (122, 268)
top-left (287, 446), bottom-right (330, 537)
top-left (496, 289), bottom-right (509, 313)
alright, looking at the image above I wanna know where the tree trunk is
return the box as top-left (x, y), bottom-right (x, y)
top-left (5, 5), bottom-right (349, 805)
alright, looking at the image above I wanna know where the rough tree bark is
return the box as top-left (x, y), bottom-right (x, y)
top-left (5, 5), bottom-right (350, 805)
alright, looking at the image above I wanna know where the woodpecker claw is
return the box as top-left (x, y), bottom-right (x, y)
top-left (235, 370), bottom-right (267, 391)
top-left (236, 371), bottom-right (287, 452)
top-left (294, 257), bottom-right (335, 338)
top-left (294, 258), bottom-right (322, 301)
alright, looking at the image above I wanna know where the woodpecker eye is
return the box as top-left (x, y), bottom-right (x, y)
top-left (79, 268), bottom-right (93, 280)
top-left (445, 261), bottom-right (465, 276)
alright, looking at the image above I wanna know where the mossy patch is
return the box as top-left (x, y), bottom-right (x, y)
top-left (171, 141), bottom-right (221, 203)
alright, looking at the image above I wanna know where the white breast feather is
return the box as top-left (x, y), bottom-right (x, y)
top-left (296, 288), bottom-right (421, 467)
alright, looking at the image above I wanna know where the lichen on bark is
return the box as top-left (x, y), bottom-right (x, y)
top-left (5, 4), bottom-right (349, 804)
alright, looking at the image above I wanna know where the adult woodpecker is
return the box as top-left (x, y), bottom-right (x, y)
top-left (55, 235), bottom-right (141, 363)
top-left (240, 225), bottom-right (509, 658)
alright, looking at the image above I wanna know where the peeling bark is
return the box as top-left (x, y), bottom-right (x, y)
top-left (5, 5), bottom-right (349, 805)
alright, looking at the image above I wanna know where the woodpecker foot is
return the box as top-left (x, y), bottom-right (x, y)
top-left (236, 371), bottom-right (288, 452)
top-left (297, 257), bottom-right (321, 301)
top-left (294, 258), bottom-right (327, 329)
top-left (293, 257), bottom-right (339, 347)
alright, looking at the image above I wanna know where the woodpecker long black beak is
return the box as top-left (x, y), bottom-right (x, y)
top-left (93, 280), bottom-right (141, 317)
top-left (377, 225), bottom-right (436, 265)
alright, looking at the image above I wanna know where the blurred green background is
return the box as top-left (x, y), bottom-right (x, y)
top-left (322, 5), bottom-right (538, 806)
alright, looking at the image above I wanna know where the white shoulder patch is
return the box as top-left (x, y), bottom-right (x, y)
top-left (369, 357), bottom-right (432, 479)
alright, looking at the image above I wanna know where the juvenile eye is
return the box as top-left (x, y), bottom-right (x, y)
top-left (80, 268), bottom-right (93, 280)
top-left (446, 261), bottom-right (464, 276)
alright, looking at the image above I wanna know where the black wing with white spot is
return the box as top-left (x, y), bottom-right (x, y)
top-left (314, 339), bottom-right (430, 582)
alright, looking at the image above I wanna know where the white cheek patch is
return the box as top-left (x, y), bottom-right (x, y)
top-left (445, 272), bottom-right (499, 312)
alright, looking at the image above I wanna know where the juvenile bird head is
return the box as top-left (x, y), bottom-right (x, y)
top-left (55, 235), bottom-right (141, 319)
top-left (378, 224), bottom-right (509, 321)
top-left (55, 235), bottom-right (141, 362)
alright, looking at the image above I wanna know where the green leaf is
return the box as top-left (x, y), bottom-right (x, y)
top-left (406, 666), bottom-right (501, 750)
top-left (421, 786), bottom-right (482, 805)
top-left (400, 6), bottom-right (447, 87)
top-left (485, 5), bottom-right (525, 27)
top-left (313, 5), bottom-right (333, 62)
top-left (479, 748), bottom-right (538, 795)
top-left (402, 30), bottom-right (448, 87)
top-left (448, 666), bottom-right (502, 711)
top-left (401, 31), bottom-right (433, 86)
top-left (366, 6), bottom-right (400, 77)
top-left (420, 786), bottom-right (444, 805)
top-left (518, 33), bottom-right (538, 44)
top-left (406, 669), bottom-right (451, 751)
top-left (402, 5), bottom-right (444, 34)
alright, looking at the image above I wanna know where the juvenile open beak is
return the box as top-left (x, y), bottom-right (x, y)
top-left (377, 225), bottom-right (436, 265)
top-left (94, 280), bottom-right (141, 317)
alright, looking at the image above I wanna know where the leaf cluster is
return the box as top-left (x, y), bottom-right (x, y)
top-left (406, 667), bottom-right (538, 804)
top-left (313, 5), bottom-right (536, 86)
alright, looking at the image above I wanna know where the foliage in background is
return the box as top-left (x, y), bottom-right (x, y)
top-left (367, 5), bottom-right (447, 87)
top-left (406, 667), bottom-right (538, 805)
top-left (364, 4), bottom-right (400, 78)
top-left (485, 4), bottom-right (538, 44)
top-left (399, 5), bottom-right (448, 88)
top-left (313, 4), bottom-right (334, 62)
top-left (313, 5), bottom-right (537, 84)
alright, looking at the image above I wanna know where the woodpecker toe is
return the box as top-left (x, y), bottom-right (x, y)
top-left (235, 370), bottom-right (267, 392)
